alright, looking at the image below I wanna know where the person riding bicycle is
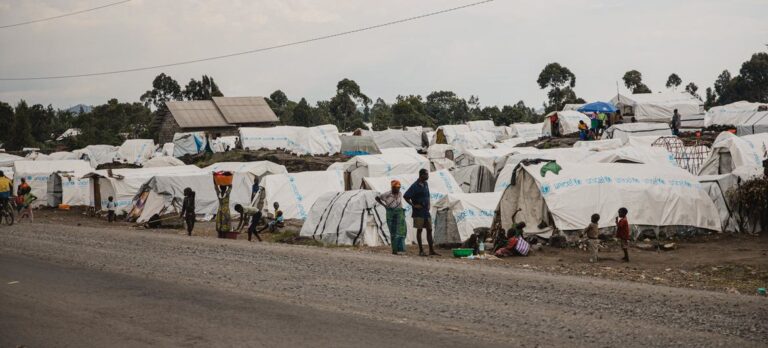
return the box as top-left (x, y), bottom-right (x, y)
top-left (0, 171), bottom-right (12, 213)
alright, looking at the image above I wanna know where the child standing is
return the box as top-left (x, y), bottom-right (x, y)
top-left (581, 214), bottom-right (600, 263)
top-left (106, 196), bottom-right (116, 223)
top-left (615, 207), bottom-right (630, 262)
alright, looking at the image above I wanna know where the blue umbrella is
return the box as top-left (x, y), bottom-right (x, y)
top-left (578, 101), bottom-right (617, 113)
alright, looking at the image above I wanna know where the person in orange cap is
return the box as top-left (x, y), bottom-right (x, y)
top-left (376, 179), bottom-right (406, 254)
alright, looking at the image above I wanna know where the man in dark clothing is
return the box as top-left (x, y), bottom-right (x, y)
top-left (404, 169), bottom-right (439, 257)
top-left (251, 176), bottom-right (261, 202)
top-left (670, 109), bottom-right (681, 136)
top-left (180, 187), bottom-right (196, 236)
top-left (235, 204), bottom-right (263, 242)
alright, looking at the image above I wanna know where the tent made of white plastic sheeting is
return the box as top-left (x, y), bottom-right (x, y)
top-left (497, 163), bottom-right (721, 239)
top-left (604, 122), bottom-right (673, 143)
top-left (508, 123), bottom-right (543, 139)
top-left (435, 125), bottom-right (470, 144)
top-left (702, 109), bottom-right (768, 135)
top-left (454, 148), bottom-right (519, 172)
top-left (379, 147), bottom-right (418, 155)
top-left (0, 153), bottom-right (24, 167)
top-left (625, 135), bottom-right (667, 147)
top-left (492, 136), bottom-right (537, 150)
top-left (704, 101), bottom-right (768, 128)
top-left (467, 120), bottom-right (507, 140)
top-left (697, 174), bottom-right (742, 233)
top-left (48, 151), bottom-right (80, 161)
top-left (448, 131), bottom-right (496, 154)
top-left (204, 161), bottom-right (288, 216)
top-left (698, 132), bottom-right (768, 176)
top-left (680, 113), bottom-right (705, 129)
top-left (48, 170), bottom-right (92, 207)
top-left (130, 172), bottom-right (219, 223)
top-left (299, 190), bottom-right (390, 246)
top-left (573, 138), bottom-right (624, 151)
top-left (371, 129), bottom-right (423, 150)
top-left (74, 145), bottom-right (118, 168)
top-left (562, 103), bottom-right (585, 111)
top-left (262, 170), bottom-right (345, 220)
top-left (434, 192), bottom-right (502, 244)
top-left (450, 164), bottom-right (495, 193)
top-left (13, 160), bottom-right (92, 208)
top-left (362, 170), bottom-right (463, 244)
top-left (83, 165), bottom-right (203, 215)
top-left (172, 132), bottom-right (207, 157)
top-left (611, 92), bottom-right (703, 122)
top-left (0, 167), bottom-right (12, 180)
top-left (211, 136), bottom-right (239, 153)
top-left (426, 144), bottom-right (456, 171)
top-left (56, 128), bottom-right (81, 141)
top-left (345, 152), bottom-right (429, 190)
top-left (339, 135), bottom-right (381, 156)
top-left (405, 126), bottom-right (423, 133)
top-left (494, 164), bottom-right (517, 192)
top-left (542, 111), bottom-right (591, 136)
top-left (160, 143), bottom-right (174, 157)
top-left (143, 156), bottom-right (186, 168)
top-left (239, 125), bottom-right (341, 156)
top-left (116, 139), bottom-right (155, 165)
top-left (492, 147), bottom-right (583, 174)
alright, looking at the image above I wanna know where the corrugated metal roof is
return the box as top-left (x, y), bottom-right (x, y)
top-left (167, 100), bottom-right (229, 128)
top-left (213, 96), bottom-right (279, 124)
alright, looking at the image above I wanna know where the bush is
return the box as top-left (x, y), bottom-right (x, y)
top-left (727, 176), bottom-right (768, 234)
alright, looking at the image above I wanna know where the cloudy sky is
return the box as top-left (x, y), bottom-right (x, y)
top-left (0, 0), bottom-right (765, 110)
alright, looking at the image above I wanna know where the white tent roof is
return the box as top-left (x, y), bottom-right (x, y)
top-left (143, 156), bottom-right (186, 168)
top-left (204, 161), bottom-right (287, 177)
top-left (449, 130), bottom-right (496, 154)
top-left (434, 192), bottom-right (502, 243)
top-left (48, 151), bottom-right (81, 161)
top-left (455, 148), bottom-right (519, 171)
top-left (13, 160), bottom-right (93, 208)
top-left (211, 136), bottom-right (239, 153)
top-left (704, 101), bottom-right (768, 127)
top-left (698, 132), bottom-right (768, 175)
top-left (573, 138), bottom-right (624, 151)
top-left (379, 147), bottom-right (419, 155)
top-left (611, 92), bottom-right (702, 122)
top-left (299, 190), bottom-right (389, 246)
top-left (604, 122), bottom-right (673, 143)
top-left (497, 162), bottom-right (721, 237)
top-left (239, 125), bottom-right (341, 156)
top-left (74, 145), bottom-right (118, 168)
top-left (116, 139), bottom-right (155, 165)
top-left (543, 111), bottom-right (591, 136)
top-left (436, 125), bottom-right (471, 143)
top-left (133, 171), bottom-right (218, 223)
top-left (0, 153), bottom-right (24, 167)
top-left (362, 169), bottom-right (463, 243)
top-left (509, 123), bottom-right (543, 139)
top-left (697, 174), bottom-right (741, 233)
top-left (262, 170), bottom-right (345, 220)
top-left (172, 132), bottom-right (207, 158)
top-left (346, 152), bottom-right (429, 189)
top-left (426, 144), bottom-right (455, 160)
top-left (371, 129), bottom-right (422, 150)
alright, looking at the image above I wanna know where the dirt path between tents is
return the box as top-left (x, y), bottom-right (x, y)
top-left (1, 219), bottom-right (767, 347)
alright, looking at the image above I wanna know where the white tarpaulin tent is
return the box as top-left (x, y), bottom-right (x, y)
top-left (13, 160), bottom-right (92, 208)
top-left (48, 151), bottom-right (80, 161)
top-left (611, 92), bottom-right (703, 122)
top-left (542, 111), bottom-right (591, 136)
top-left (371, 129), bottom-right (423, 150)
top-left (427, 144), bottom-right (456, 171)
top-left (345, 152), bottom-right (429, 189)
top-left (143, 156), bottom-right (186, 168)
top-left (84, 165), bottom-right (203, 215)
top-left (0, 167), bottom-right (12, 180)
top-left (493, 147), bottom-right (589, 174)
top-left (48, 170), bottom-right (92, 207)
top-left (0, 153), bottom-right (24, 167)
top-left (239, 125), bottom-right (341, 156)
top-left (434, 192), bottom-right (502, 244)
top-left (172, 132), bottom-right (207, 157)
top-left (704, 101), bottom-right (768, 127)
top-left (702, 109), bottom-right (768, 135)
top-left (698, 174), bottom-right (741, 233)
top-left (497, 162), bottom-right (721, 238)
top-left (211, 136), bottom-right (238, 153)
top-left (509, 123), bottom-right (543, 139)
top-left (299, 190), bottom-right (389, 246)
top-left (454, 148), bottom-right (518, 172)
top-left (362, 170), bottom-right (462, 243)
top-left (204, 161), bottom-right (287, 216)
top-left (379, 147), bottom-right (418, 155)
top-left (467, 120), bottom-right (507, 140)
top-left (698, 132), bottom-right (768, 175)
top-left (450, 164), bottom-right (495, 193)
top-left (74, 145), bottom-right (118, 168)
top-left (262, 170), bottom-right (345, 220)
top-left (604, 122), bottom-right (673, 143)
top-left (435, 125), bottom-right (471, 144)
top-left (131, 171), bottom-right (218, 223)
top-left (116, 139), bottom-right (155, 165)
top-left (448, 131), bottom-right (496, 154)
top-left (573, 139), bottom-right (624, 151)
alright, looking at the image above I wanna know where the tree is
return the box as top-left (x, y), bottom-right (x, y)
top-left (704, 87), bottom-right (717, 110)
top-left (7, 100), bottom-right (35, 150)
top-left (498, 101), bottom-right (540, 125)
top-left (329, 79), bottom-right (371, 131)
top-left (370, 98), bottom-right (393, 131)
top-left (72, 99), bottom-right (152, 146)
top-left (666, 73), bottom-right (682, 89)
top-left (623, 70), bottom-right (652, 94)
top-left (0, 101), bottom-right (14, 144)
top-left (737, 52), bottom-right (768, 103)
top-left (140, 73), bottom-right (182, 110)
top-left (292, 98), bottom-right (312, 127)
top-left (425, 91), bottom-right (469, 125)
top-left (685, 82), bottom-right (700, 100)
top-left (537, 63), bottom-right (581, 112)
top-left (182, 75), bottom-right (223, 101)
top-left (391, 95), bottom-right (434, 128)
top-left (269, 90), bottom-right (288, 109)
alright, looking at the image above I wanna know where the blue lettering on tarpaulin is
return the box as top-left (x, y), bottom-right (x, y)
top-left (438, 171), bottom-right (456, 193)
top-left (615, 177), bottom-right (641, 184)
top-left (540, 183), bottom-right (551, 196)
top-left (287, 176), bottom-right (304, 201)
top-left (431, 192), bottom-right (445, 200)
top-left (586, 176), bottom-right (612, 185)
top-left (553, 178), bottom-right (582, 190)
top-left (643, 177), bottom-right (666, 185)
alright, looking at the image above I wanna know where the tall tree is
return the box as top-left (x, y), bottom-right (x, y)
top-left (370, 98), bottom-right (393, 131)
top-left (704, 87), bottom-right (717, 110)
top-left (0, 101), bottom-right (14, 144)
top-left (7, 101), bottom-right (35, 150)
top-left (685, 82), bottom-right (700, 100)
top-left (666, 73), bottom-right (682, 89)
top-left (425, 91), bottom-right (469, 125)
top-left (499, 101), bottom-right (540, 125)
top-left (140, 73), bottom-right (182, 110)
top-left (391, 95), bottom-right (434, 128)
top-left (623, 70), bottom-right (652, 94)
top-left (537, 63), bottom-right (580, 112)
top-left (736, 52), bottom-right (768, 103)
top-left (182, 75), bottom-right (223, 100)
top-left (329, 79), bottom-right (370, 131)
top-left (292, 98), bottom-right (312, 127)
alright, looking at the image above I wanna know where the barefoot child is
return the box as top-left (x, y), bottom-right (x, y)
top-left (581, 214), bottom-right (600, 263)
top-left (615, 208), bottom-right (630, 262)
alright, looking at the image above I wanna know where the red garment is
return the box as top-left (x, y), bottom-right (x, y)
top-left (495, 237), bottom-right (518, 257)
top-left (616, 217), bottom-right (630, 240)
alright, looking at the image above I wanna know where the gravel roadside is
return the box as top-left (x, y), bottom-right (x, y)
top-left (1, 223), bottom-right (766, 347)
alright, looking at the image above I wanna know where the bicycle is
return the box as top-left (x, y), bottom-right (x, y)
top-left (0, 199), bottom-right (14, 226)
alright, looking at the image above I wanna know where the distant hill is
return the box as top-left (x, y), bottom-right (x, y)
top-left (65, 104), bottom-right (92, 114)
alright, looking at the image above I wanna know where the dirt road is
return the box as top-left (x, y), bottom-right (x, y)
top-left (1, 223), bottom-right (767, 347)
